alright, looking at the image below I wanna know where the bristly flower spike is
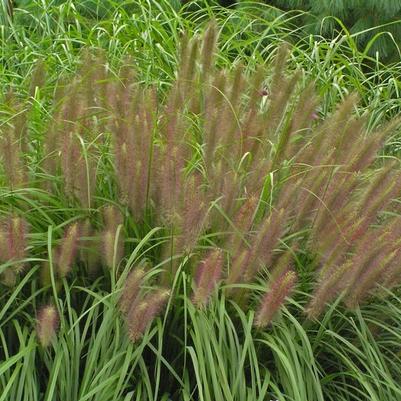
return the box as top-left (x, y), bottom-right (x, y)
top-left (0, 122), bottom-right (27, 189)
top-left (201, 20), bottom-right (218, 80)
top-left (36, 304), bottom-right (59, 347)
top-left (6, 215), bottom-right (28, 272)
top-left (127, 288), bottom-right (170, 343)
top-left (255, 270), bottom-right (297, 328)
top-left (102, 205), bottom-right (124, 269)
top-left (192, 248), bottom-right (224, 308)
top-left (0, 215), bottom-right (28, 285)
top-left (119, 267), bottom-right (146, 315)
top-left (55, 223), bottom-right (80, 279)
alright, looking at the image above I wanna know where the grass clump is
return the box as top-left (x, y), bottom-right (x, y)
top-left (1, 4), bottom-right (401, 401)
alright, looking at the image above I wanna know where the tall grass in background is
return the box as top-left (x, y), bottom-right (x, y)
top-left (1, 1), bottom-right (401, 400)
top-left (2, 0), bottom-right (401, 154)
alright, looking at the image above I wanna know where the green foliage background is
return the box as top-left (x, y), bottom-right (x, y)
top-left (227, 0), bottom-right (401, 61)
top-left (272, 0), bottom-right (401, 60)
top-left (9, 0), bottom-right (401, 61)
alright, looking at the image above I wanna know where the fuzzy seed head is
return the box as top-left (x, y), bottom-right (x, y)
top-left (0, 215), bottom-right (28, 274)
top-left (101, 205), bottom-right (124, 268)
top-left (119, 268), bottom-right (145, 315)
top-left (36, 305), bottom-right (59, 347)
top-left (55, 223), bottom-right (80, 278)
top-left (192, 249), bottom-right (224, 308)
top-left (255, 270), bottom-right (297, 328)
top-left (127, 288), bottom-right (170, 342)
top-left (103, 205), bottom-right (124, 231)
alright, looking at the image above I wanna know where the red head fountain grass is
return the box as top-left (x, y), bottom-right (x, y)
top-left (36, 304), bottom-right (59, 348)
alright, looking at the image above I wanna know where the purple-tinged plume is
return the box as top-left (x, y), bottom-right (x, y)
top-left (255, 270), bottom-right (297, 327)
top-left (0, 215), bottom-right (28, 285)
top-left (192, 248), bottom-right (224, 308)
top-left (127, 288), bottom-right (170, 343)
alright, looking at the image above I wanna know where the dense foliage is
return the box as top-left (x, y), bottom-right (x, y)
top-left (219, 0), bottom-right (401, 61)
top-left (274, 0), bottom-right (401, 59)
top-left (1, 1), bottom-right (401, 401)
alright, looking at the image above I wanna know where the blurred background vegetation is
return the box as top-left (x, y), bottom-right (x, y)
top-left (5, 0), bottom-right (401, 62)
top-left (233, 0), bottom-right (401, 62)
top-left (265, 0), bottom-right (401, 62)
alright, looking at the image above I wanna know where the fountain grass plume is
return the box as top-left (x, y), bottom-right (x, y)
top-left (126, 288), bottom-right (170, 343)
top-left (102, 205), bottom-right (124, 269)
top-left (255, 270), bottom-right (297, 328)
top-left (0, 215), bottom-right (28, 286)
top-left (36, 304), bottom-right (59, 348)
top-left (192, 248), bottom-right (224, 308)
top-left (54, 223), bottom-right (80, 279)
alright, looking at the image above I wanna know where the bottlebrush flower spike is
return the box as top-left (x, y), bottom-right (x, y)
top-left (61, 129), bottom-right (95, 208)
top-left (8, 216), bottom-right (28, 273)
top-left (177, 37), bottom-right (199, 107)
top-left (103, 204), bottom-right (124, 229)
top-left (157, 143), bottom-right (187, 225)
top-left (382, 255), bottom-right (401, 292)
top-left (346, 171), bottom-right (401, 243)
top-left (343, 220), bottom-right (401, 308)
top-left (218, 170), bottom-right (242, 228)
top-left (305, 262), bottom-right (350, 319)
top-left (102, 205), bottom-right (124, 268)
top-left (200, 20), bottom-right (218, 79)
top-left (225, 248), bottom-right (252, 290)
top-left (284, 83), bottom-right (318, 158)
top-left (12, 101), bottom-right (29, 155)
top-left (176, 174), bottom-right (209, 254)
top-left (203, 71), bottom-right (227, 175)
top-left (113, 135), bottom-right (134, 206)
top-left (55, 223), bottom-right (80, 279)
top-left (119, 267), bottom-right (146, 315)
top-left (226, 195), bottom-right (259, 255)
top-left (243, 208), bottom-right (286, 282)
top-left (129, 89), bottom-right (156, 219)
top-left (61, 131), bottom-right (80, 195)
top-left (379, 217), bottom-right (401, 285)
top-left (36, 304), bottom-right (59, 347)
top-left (127, 288), bottom-right (170, 343)
top-left (0, 122), bottom-right (27, 189)
top-left (241, 66), bottom-right (266, 156)
top-left (312, 173), bottom-right (359, 239)
top-left (192, 248), bottom-right (224, 308)
top-left (270, 249), bottom-right (296, 281)
top-left (0, 215), bottom-right (28, 277)
top-left (208, 64), bottom-right (244, 159)
top-left (345, 251), bottom-right (395, 309)
top-left (255, 270), bottom-right (297, 328)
